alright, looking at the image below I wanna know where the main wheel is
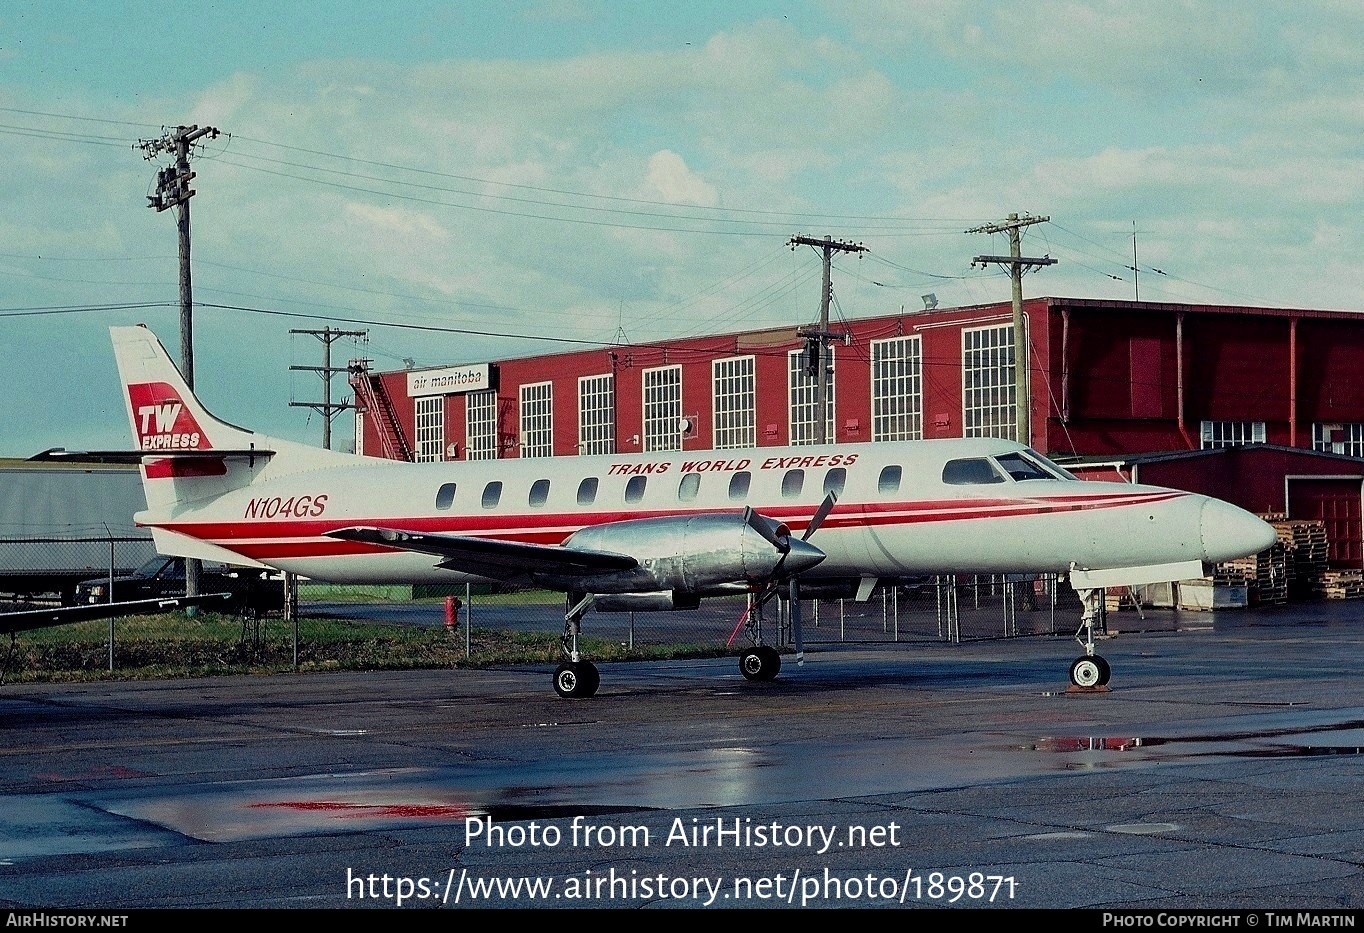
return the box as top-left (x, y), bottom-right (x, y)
top-left (1069, 655), bottom-right (1110, 688)
top-left (553, 661), bottom-right (600, 698)
top-left (739, 646), bottom-right (781, 682)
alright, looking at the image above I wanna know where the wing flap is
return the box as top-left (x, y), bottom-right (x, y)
top-left (324, 526), bottom-right (637, 582)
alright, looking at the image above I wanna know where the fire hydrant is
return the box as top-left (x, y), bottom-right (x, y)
top-left (444, 595), bottom-right (462, 632)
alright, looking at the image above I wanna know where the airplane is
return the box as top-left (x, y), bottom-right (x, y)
top-left (38, 324), bottom-right (1277, 698)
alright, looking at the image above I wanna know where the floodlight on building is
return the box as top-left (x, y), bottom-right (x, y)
top-left (922, 293), bottom-right (938, 311)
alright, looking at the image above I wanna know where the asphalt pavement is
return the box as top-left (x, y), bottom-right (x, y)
top-left (2, 600), bottom-right (1364, 911)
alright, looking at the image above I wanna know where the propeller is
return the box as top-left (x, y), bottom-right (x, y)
top-left (744, 492), bottom-right (839, 664)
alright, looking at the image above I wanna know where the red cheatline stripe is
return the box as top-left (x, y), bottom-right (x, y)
top-left (159, 492), bottom-right (1191, 561)
top-left (156, 491), bottom-right (1185, 541)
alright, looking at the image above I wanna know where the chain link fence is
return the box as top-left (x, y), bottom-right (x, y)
top-left (294, 573), bottom-right (1081, 652)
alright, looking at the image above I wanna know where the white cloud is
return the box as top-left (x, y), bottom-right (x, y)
top-left (640, 150), bottom-right (717, 206)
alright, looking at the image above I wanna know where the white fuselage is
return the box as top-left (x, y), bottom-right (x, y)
top-left (140, 437), bottom-right (1270, 588)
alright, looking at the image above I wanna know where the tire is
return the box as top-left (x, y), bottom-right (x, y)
top-left (553, 661), bottom-right (599, 698)
top-left (1069, 655), bottom-right (1109, 689)
top-left (739, 646), bottom-right (781, 682)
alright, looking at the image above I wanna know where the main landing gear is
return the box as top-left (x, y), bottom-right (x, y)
top-left (555, 593), bottom-right (599, 699)
top-left (739, 645), bottom-right (781, 682)
top-left (1070, 587), bottom-right (1111, 688)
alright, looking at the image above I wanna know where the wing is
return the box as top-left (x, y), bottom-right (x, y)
top-left (0, 593), bottom-right (233, 634)
top-left (324, 526), bottom-right (638, 582)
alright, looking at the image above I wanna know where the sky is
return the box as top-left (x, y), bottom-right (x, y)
top-left (3, 1), bottom-right (1363, 456)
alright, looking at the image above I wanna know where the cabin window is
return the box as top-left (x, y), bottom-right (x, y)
top-left (678, 473), bottom-right (701, 502)
top-left (434, 483), bottom-right (457, 510)
top-left (728, 471), bottom-right (751, 500)
top-left (481, 481), bottom-right (502, 509)
top-left (994, 453), bottom-right (1050, 482)
top-left (576, 477), bottom-right (598, 505)
top-left (823, 468), bottom-right (846, 498)
top-left (878, 465), bottom-right (902, 495)
top-left (781, 469), bottom-right (804, 498)
top-left (529, 479), bottom-right (550, 507)
top-left (942, 458), bottom-right (1005, 485)
top-left (625, 475), bottom-right (647, 503)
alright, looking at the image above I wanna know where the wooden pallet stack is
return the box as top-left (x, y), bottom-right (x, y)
top-left (1271, 519), bottom-right (1329, 599)
top-left (1214, 542), bottom-right (1288, 605)
top-left (1318, 569), bottom-right (1364, 600)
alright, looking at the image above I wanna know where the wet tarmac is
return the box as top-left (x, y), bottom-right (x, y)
top-left (2, 601), bottom-right (1364, 909)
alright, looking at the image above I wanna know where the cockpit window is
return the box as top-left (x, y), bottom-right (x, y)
top-left (994, 452), bottom-right (1053, 482)
top-left (942, 458), bottom-right (1005, 485)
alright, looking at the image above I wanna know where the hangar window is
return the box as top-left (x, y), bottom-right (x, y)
top-left (520, 381), bottom-right (554, 459)
top-left (576, 477), bottom-right (598, 505)
top-left (1314, 423), bottom-right (1364, 457)
top-left (788, 345), bottom-right (834, 445)
top-left (729, 471), bottom-right (751, 500)
top-left (942, 458), bottom-right (1004, 485)
top-left (625, 476), bottom-right (647, 504)
top-left (1200, 420), bottom-right (1266, 449)
top-left (481, 481), bottom-right (502, 509)
top-left (713, 356), bottom-right (756, 449)
top-left (529, 479), bottom-right (550, 507)
top-left (415, 396), bottom-right (444, 463)
top-left (878, 465), bottom-right (902, 494)
top-left (435, 483), bottom-right (457, 510)
top-left (823, 468), bottom-right (846, 498)
top-left (643, 365), bottom-right (683, 452)
top-left (578, 374), bottom-right (615, 456)
top-left (466, 390), bottom-right (498, 461)
top-left (871, 336), bottom-right (922, 441)
top-left (962, 324), bottom-right (1017, 441)
top-left (678, 473), bottom-right (701, 502)
top-left (781, 469), bottom-right (805, 498)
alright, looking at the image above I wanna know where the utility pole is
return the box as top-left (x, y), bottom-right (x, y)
top-left (139, 124), bottom-right (219, 603)
top-left (788, 235), bottom-right (866, 445)
top-left (139, 125), bottom-right (220, 387)
top-left (289, 327), bottom-right (367, 449)
top-left (967, 213), bottom-right (1056, 447)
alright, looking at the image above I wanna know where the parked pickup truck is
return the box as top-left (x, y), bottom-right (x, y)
top-left (75, 557), bottom-right (286, 617)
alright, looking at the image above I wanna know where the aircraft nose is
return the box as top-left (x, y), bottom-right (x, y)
top-left (784, 537), bottom-right (827, 575)
top-left (1200, 498), bottom-right (1277, 564)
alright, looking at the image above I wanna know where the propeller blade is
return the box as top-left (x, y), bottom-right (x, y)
top-left (802, 491), bottom-right (839, 541)
top-left (743, 506), bottom-right (791, 553)
top-left (789, 577), bottom-right (805, 664)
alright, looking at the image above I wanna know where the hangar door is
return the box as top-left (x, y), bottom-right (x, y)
top-left (1287, 477), bottom-right (1363, 568)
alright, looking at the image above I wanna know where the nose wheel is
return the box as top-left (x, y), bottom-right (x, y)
top-left (1069, 654), bottom-right (1110, 688)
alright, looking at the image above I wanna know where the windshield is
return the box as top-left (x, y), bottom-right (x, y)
top-left (993, 450), bottom-right (1079, 482)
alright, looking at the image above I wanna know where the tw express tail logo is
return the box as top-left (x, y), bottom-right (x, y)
top-left (128, 382), bottom-right (211, 450)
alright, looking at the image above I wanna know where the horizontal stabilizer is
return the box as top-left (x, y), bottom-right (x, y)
top-left (325, 526), bottom-right (638, 581)
top-left (0, 593), bottom-right (233, 634)
top-left (30, 447), bottom-right (275, 465)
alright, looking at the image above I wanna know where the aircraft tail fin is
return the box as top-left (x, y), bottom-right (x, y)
top-left (112, 324), bottom-right (257, 454)
top-left (109, 325), bottom-right (359, 535)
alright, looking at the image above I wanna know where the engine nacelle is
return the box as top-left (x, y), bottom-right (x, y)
top-left (533, 513), bottom-right (817, 595)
